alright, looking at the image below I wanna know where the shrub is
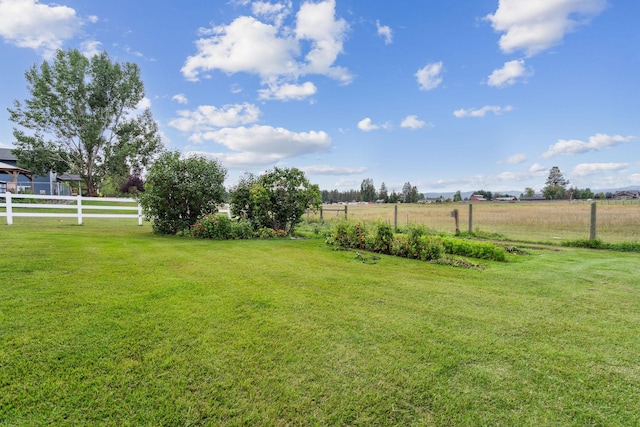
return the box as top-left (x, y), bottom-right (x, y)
top-left (257, 227), bottom-right (287, 239)
top-left (561, 239), bottom-right (640, 252)
top-left (440, 237), bottom-right (506, 261)
top-left (191, 214), bottom-right (252, 240)
top-left (326, 221), bottom-right (367, 249)
top-left (139, 151), bottom-right (226, 235)
top-left (372, 221), bottom-right (394, 254)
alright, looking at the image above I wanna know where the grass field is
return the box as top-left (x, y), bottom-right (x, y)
top-left (1, 219), bottom-right (640, 425)
top-left (311, 201), bottom-right (640, 243)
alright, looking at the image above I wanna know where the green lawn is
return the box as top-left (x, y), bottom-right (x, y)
top-left (1, 219), bottom-right (639, 425)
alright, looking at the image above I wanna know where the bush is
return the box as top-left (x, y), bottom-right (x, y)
top-left (119, 173), bottom-right (145, 194)
top-left (561, 239), bottom-right (640, 252)
top-left (138, 151), bottom-right (227, 235)
top-left (372, 221), bottom-right (394, 254)
top-left (326, 221), bottom-right (367, 249)
top-left (257, 227), bottom-right (287, 239)
top-left (440, 237), bottom-right (506, 261)
top-left (191, 214), bottom-right (253, 240)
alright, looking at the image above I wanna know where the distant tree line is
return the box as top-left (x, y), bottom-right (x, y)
top-left (321, 179), bottom-right (423, 203)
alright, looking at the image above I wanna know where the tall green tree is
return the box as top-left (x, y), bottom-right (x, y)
top-left (8, 49), bottom-right (162, 196)
top-left (378, 182), bottom-right (388, 203)
top-left (360, 178), bottom-right (376, 202)
top-left (245, 167), bottom-right (321, 235)
top-left (453, 190), bottom-right (462, 202)
top-left (402, 182), bottom-right (420, 203)
top-left (138, 152), bottom-right (227, 235)
top-left (543, 166), bottom-right (570, 200)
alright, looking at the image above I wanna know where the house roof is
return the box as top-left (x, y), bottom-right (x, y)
top-left (57, 174), bottom-right (81, 182)
top-left (0, 161), bottom-right (31, 174)
top-left (0, 148), bottom-right (17, 162)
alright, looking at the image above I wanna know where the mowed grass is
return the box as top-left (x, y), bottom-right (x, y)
top-left (1, 219), bottom-right (640, 425)
top-left (315, 201), bottom-right (640, 243)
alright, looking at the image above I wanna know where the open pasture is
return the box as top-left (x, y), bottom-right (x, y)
top-left (1, 219), bottom-right (639, 425)
top-left (315, 201), bottom-right (640, 243)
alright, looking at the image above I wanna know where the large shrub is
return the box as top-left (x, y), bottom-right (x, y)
top-left (230, 167), bottom-right (321, 236)
top-left (138, 151), bottom-right (227, 234)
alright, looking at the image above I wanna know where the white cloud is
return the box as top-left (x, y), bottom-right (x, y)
top-left (172, 94), bottom-right (189, 105)
top-left (415, 62), bottom-right (443, 91)
top-left (294, 0), bottom-right (350, 81)
top-left (530, 163), bottom-right (546, 173)
top-left (80, 40), bottom-right (102, 57)
top-left (300, 165), bottom-right (368, 175)
top-left (357, 118), bottom-right (377, 132)
top-left (252, 1), bottom-right (292, 27)
top-left (182, 0), bottom-right (351, 96)
top-left (135, 97), bottom-right (152, 111)
top-left (504, 153), bottom-right (527, 164)
top-left (189, 125), bottom-right (332, 167)
top-left (487, 59), bottom-right (533, 88)
top-left (572, 162), bottom-right (628, 177)
top-left (543, 133), bottom-right (636, 158)
top-left (485, 0), bottom-right (607, 56)
top-left (357, 117), bottom-right (391, 132)
top-left (182, 16), bottom-right (298, 81)
top-left (400, 115), bottom-right (427, 129)
top-left (376, 20), bottom-right (393, 45)
top-left (453, 105), bottom-right (513, 118)
top-left (258, 81), bottom-right (317, 101)
top-left (169, 103), bottom-right (261, 133)
top-left (0, 0), bottom-right (82, 55)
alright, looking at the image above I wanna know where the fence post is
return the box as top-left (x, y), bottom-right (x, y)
top-left (468, 203), bottom-right (473, 234)
top-left (590, 202), bottom-right (597, 241)
top-left (451, 208), bottom-right (459, 234)
top-left (394, 204), bottom-right (398, 232)
top-left (344, 205), bottom-right (348, 220)
top-left (6, 192), bottom-right (12, 225)
top-left (320, 207), bottom-right (323, 222)
top-left (77, 195), bottom-right (83, 225)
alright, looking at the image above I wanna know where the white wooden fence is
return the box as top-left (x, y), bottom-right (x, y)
top-left (0, 193), bottom-right (143, 225)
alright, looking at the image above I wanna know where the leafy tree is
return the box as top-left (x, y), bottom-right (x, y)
top-left (119, 173), bottom-right (145, 194)
top-left (8, 49), bottom-right (162, 196)
top-left (453, 190), bottom-right (462, 202)
top-left (543, 166), bottom-right (569, 200)
top-left (229, 172), bottom-right (258, 225)
top-left (378, 182), bottom-right (388, 203)
top-left (523, 187), bottom-right (536, 197)
top-left (246, 167), bottom-right (321, 235)
top-left (138, 152), bottom-right (227, 235)
top-left (360, 178), bottom-right (376, 202)
top-left (401, 182), bottom-right (420, 203)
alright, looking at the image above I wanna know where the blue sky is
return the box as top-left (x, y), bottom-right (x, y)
top-left (0, 0), bottom-right (638, 195)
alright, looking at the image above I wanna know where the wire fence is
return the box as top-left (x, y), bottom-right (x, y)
top-left (308, 201), bottom-right (640, 243)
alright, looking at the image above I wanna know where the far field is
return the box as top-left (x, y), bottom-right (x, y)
top-left (311, 200), bottom-right (640, 243)
top-left (1, 218), bottom-right (639, 425)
